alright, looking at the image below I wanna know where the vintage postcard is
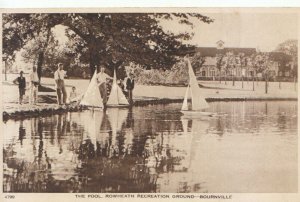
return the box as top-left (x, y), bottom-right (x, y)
top-left (1, 7), bottom-right (299, 202)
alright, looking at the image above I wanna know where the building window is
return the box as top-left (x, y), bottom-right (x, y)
top-left (202, 71), bottom-right (206, 77)
top-left (210, 70), bottom-right (215, 77)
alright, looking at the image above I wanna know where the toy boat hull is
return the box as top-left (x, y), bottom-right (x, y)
top-left (181, 110), bottom-right (214, 117)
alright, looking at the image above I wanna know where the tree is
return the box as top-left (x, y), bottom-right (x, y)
top-left (224, 52), bottom-right (238, 86)
top-left (252, 53), bottom-right (271, 93)
top-left (190, 52), bottom-right (206, 76)
top-left (3, 14), bottom-right (64, 81)
top-left (216, 54), bottom-right (224, 83)
top-left (275, 39), bottom-right (298, 79)
top-left (3, 13), bottom-right (213, 80)
top-left (238, 53), bottom-right (248, 89)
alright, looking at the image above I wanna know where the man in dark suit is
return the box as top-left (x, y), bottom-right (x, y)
top-left (13, 71), bottom-right (26, 104)
top-left (126, 73), bottom-right (135, 105)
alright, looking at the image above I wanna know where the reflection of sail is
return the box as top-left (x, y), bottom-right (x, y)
top-left (107, 108), bottom-right (129, 145)
top-left (180, 117), bottom-right (193, 169)
top-left (107, 69), bottom-right (129, 107)
top-left (80, 70), bottom-right (103, 108)
top-left (156, 117), bottom-right (210, 193)
top-left (83, 111), bottom-right (103, 148)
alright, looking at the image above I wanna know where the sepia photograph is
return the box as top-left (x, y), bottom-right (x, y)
top-left (1, 8), bottom-right (298, 196)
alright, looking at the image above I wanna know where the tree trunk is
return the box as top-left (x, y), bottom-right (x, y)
top-left (242, 76), bottom-right (244, 88)
top-left (36, 28), bottom-right (52, 82)
top-left (89, 58), bottom-right (96, 79)
top-left (88, 41), bottom-right (99, 78)
top-left (279, 80), bottom-right (281, 89)
top-left (252, 76), bottom-right (255, 91)
top-left (4, 59), bottom-right (7, 81)
top-left (37, 52), bottom-right (44, 81)
top-left (265, 76), bottom-right (268, 94)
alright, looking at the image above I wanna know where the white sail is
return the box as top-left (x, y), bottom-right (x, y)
top-left (181, 85), bottom-right (190, 111)
top-left (80, 70), bottom-right (103, 108)
top-left (107, 69), bottom-right (129, 106)
top-left (187, 59), bottom-right (209, 111)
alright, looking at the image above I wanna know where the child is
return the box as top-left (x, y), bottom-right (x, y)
top-left (69, 86), bottom-right (78, 103)
top-left (13, 71), bottom-right (26, 104)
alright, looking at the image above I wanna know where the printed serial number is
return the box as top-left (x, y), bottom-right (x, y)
top-left (5, 195), bottom-right (15, 199)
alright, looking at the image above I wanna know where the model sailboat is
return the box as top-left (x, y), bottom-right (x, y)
top-left (80, 70), bottom-right (103, 109)
top-left (107, 69), bottom-right (129, 107)
top-left (181, 58), bottom-right (213, 116)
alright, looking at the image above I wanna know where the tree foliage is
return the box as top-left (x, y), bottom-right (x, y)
top-left (3, 13), bottom-right (213, 78)
top-left (275, 39), bottom-right (298, 77)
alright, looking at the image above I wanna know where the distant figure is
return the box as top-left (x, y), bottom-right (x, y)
top-left (29, 66), bottom-right (39, 105)
top-left (54, 63), bottom-right (67, 105)
top-left (96, 66), bottom-right (112, 107)
top-left (126, 73), bottom-right (135, 105)
top-left (13, 71), bottom-right (26, 105)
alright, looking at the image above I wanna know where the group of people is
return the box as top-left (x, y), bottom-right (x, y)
top-left (55, 63), bottom-right (135, 107)
top-left (95, 65), bottom-right (135, 106)
top-left (14, 63), bottom-right (135, 107)
top-left (13, 66), bottom-right (39, 105)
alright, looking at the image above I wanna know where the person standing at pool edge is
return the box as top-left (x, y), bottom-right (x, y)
top-left (97, 65), bottom-right (112, 108)
top-left (13, 71), bottom-right (26, 105)
top-left (126, 73), bottom-right (135, 105)
top-left (29, 66), bottom-right (39, 105)
top-left (54, 63), bottom-right (67, 105)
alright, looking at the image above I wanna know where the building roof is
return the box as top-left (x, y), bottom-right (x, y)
top-left (195, 47), bottom-right (256, 57)
top-left (268, 51), bottom-right (292, 62)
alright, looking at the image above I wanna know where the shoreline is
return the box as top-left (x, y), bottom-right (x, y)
top-left (2, 96), bottom-right (297, 121)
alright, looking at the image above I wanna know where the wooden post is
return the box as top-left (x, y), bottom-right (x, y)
top-left (279, 79), bottom-right (281, 89)
top-left (4, 59), bottom-right (7, 81)
top-left (265, 76), bottom-right (268, 94)
top-left (242, 76), bottom-right (244, 88)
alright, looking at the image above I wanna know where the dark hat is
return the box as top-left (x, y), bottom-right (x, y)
top-left (20, 71), bottom-right (24, 74)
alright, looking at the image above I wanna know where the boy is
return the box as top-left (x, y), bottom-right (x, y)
top-left (13, 71), bottom-right (26, 104)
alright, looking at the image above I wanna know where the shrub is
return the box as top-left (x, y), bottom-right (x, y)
top-left (126, 61), bottom-right (189, 86)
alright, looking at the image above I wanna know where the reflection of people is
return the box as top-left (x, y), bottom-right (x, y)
top-left (13, 71), bottom-right (26, 104)
top-left (29, 66), bottom-right (39, 104)
top-left (126, 73), bottom-right (135, 105)
top-left (96, 66), bottom-right (112, 107)
top-left (19, 121), bottom-right (26, 145)
top-left (54, 63), bottom-right (67, 105)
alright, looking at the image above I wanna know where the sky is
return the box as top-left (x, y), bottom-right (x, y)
top-left (161, 12), bottom-right (298, 51)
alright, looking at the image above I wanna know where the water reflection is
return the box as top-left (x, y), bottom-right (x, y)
top-left (3, 101), bottom-right (298, 193)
